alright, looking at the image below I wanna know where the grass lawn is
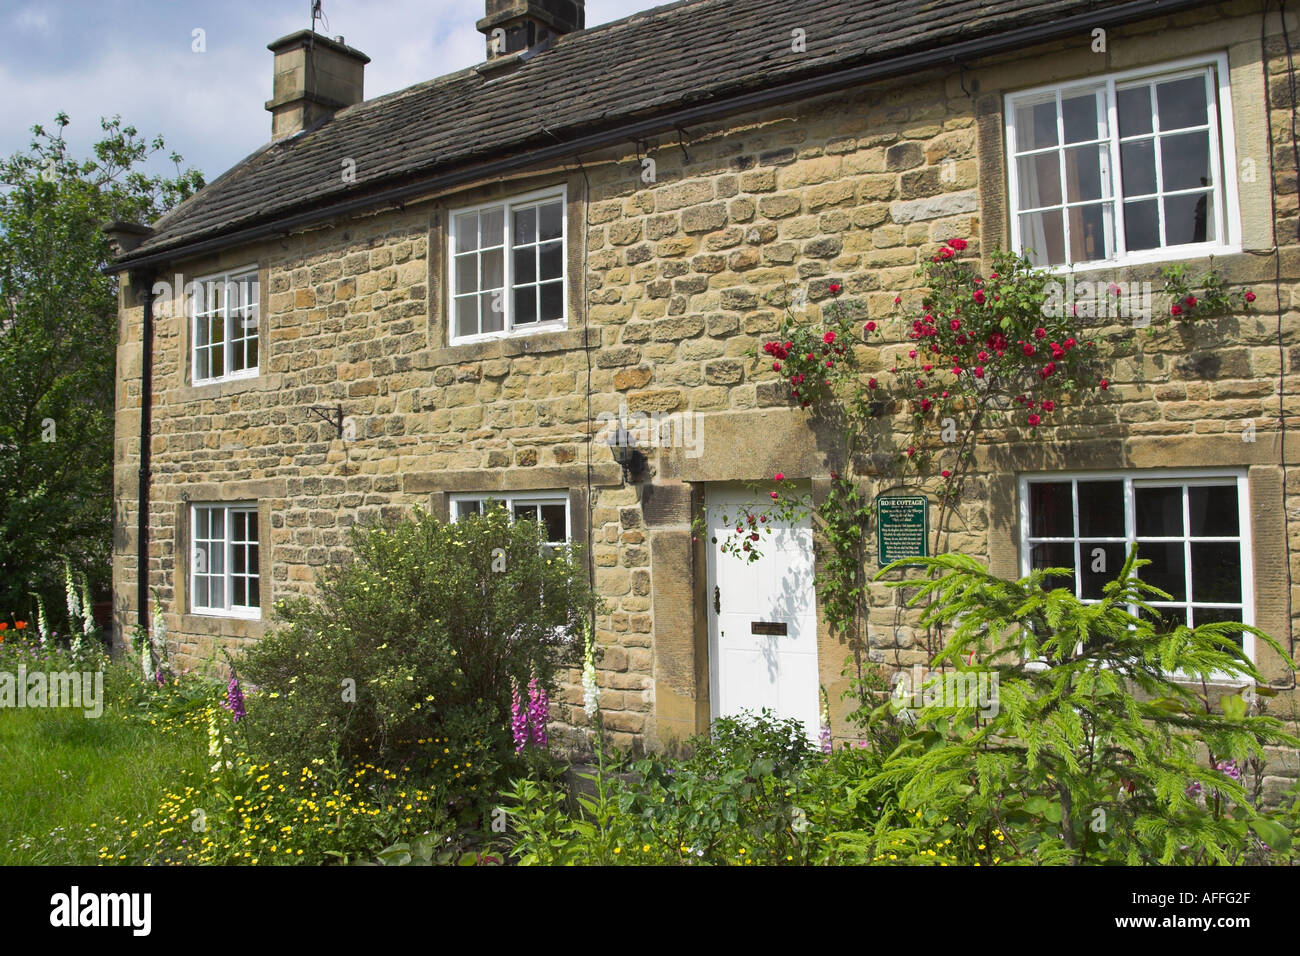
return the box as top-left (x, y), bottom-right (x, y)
top-left (0, 680), bottom-right (207, 865)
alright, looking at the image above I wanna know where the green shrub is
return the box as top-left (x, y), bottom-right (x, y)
top-left (238, 507), bottom-right (597, 793)
top-left (506, 711), bottom-right (886, 865)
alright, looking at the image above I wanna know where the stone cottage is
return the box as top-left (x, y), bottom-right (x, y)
top-left (106, 0), bottom-right (1300, 793)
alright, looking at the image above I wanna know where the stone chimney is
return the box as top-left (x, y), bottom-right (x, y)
top-left (477, 0), bottom-right (584, 59)
top-left (265, 30), bottom-right (370, 141)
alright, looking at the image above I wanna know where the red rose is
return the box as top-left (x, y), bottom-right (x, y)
top-left (941, 469), bottom-right (951, 478)
top-left (1042, 400), bottom-right (1055, 411)
top-left (826, 360), bottom-right (834, 368)
top-left (784, 341), bottom-right (793, 350)
top-left (938, 246), bottom-right (954, 260)
top-left (978, 351), bottom-right (989, 361)
top-left (906, 446), bottom-right (916, 457)
top-left (1022, 343), bottom-right (1035, 356)
top-left (806, 353), bottom-right (815, 361)
top-left (893, 296), bottom-right (901, 305)
top-left (1099, 379), bottom-right (1109, 390)
top-left (950, 319), bottom-right (962, 331)
top-left (1027, 414), bottom-right (1041, 427)
top-left (829, 283), bottom-right (842, 294)
top-left (974, 366), bottom-right (984, 378)
top-left (770, 491), bottom-right (779, 500)
top-left (865, 321), bottom-right (877, 332)
top-left (824, 331), bottom-right (836, 345)
top-left (1245, 291), bottom-right (1257, 303)
top-left (947, 238), bottom-right (968, 250)
top-left (750, 533), bottom-right (760, 541)
top-left (868, 378), bottom-right (878, 389)
top-left (773, 362), bottom-right (782, 372)
top-left (1171, 305), bottom-right (1183, 316)
top-left (774, 472), bottom-right (785, 481)
top-left (973, 289), bottom-right (986, 305)
top-left (1184, 296), bottom-right (1197, 307)
top-left (1034, 327), bottom-right (1047, 339)
top-left (909, 349), bottom-right (917, 358)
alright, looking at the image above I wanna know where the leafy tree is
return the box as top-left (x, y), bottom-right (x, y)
top-left (0, 113), bottom-right (203, 624)
top-left (845, 548), bottom-right (1300, 865)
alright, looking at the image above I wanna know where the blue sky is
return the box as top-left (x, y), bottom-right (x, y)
top-left (0, 0), bottom-right (658, 182)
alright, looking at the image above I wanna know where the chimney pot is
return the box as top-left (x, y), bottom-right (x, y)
top-left (477, 0), bottom-right (584, 59)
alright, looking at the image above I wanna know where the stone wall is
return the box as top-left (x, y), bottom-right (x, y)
top-left (114, 0), bottom-right (1300, 787)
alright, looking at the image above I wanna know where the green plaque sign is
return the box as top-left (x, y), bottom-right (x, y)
top-left (876, 494), bottom-right (929, 566)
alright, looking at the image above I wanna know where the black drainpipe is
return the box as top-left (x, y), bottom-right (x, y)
top-left (132, 270), bottom-right (156, 633)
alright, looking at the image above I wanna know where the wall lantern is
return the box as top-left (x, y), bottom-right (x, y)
top-left (607, 423), bottom-right (646, 484)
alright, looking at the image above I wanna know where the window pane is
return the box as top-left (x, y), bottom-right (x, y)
top-left (539, 282), bottom-right (563, 322)
top-left (1030, 542), bottom-right (1076, 594)
top-left (1123, 198), bottom-right (1160, 251)
top-left (1137, 541), bottom-right (1186, 600)
top-left (1189, 485), bottom-right (1238, 536)
top-left (1064, 146), bottom-right (1105, 202)
top-left (1062, 89), bottom-right (1102, 143)
top-left (1067, 203), bottom-right (1111, 263)
top-left (210, 507), bottom-right (225, 539)
top-left (1120, 139), bottom-right (1157, 196)
top-left (540, 503), bottom-right (567, 542)
top-left (1018, 153), bottom-right (1061, 208)
top-left (1018, 209), bottom-right (1065, 266)
top-left (456, 295), bottom-right (479, 338)
top-left (232, 511), bottom-right (245, 541)
top-left (1135, 486), bottom-right (1183, 536)
top-left (1161, 131), bottom-right (1211, 192)
top-left (455, 212), bottom-right (479, 253)
top-left (1191, 542), bottom-right (1241, 603)
top-left (513, 206), bottom-right (537, 245)
top-left (1015, 98), bottom-right (1059, 151)
top-left (514, 286), bottom-right (537, 324)
top-left (480, 207), bottom-right (504, 247)
top-left (1117, 85), bottom-right (1154, 138)
top-left (1029, 481), bottom-right (1073, 537)
top-left (195, 576), bottom-right (210, 608)
top-left (248, 574), bottom-right (260, 608)
top-left (233, 577), bottom-right (246, 606)
top-left (1141, 604), bottom-right (1187, 633)
top-left (538, 241), bottom-right (562, 280)
top-left (481, 292), bottom-right (504, 333)
top-left (1156, 75), bottom-right (1208, 131)
top-left (233, 545), bottom-right (246, 574)
top-left (1163, 192), bottom-right (1212, 245)
top-left (513, 503), bottom-right (540, 524)
top-left (1081, 541), bottom-right (1127, 598)
top-left (538, 201), bottom-right (563, 241)
top-left (481, 248), bottom-right (504, 290)
top-left (514, 246), bottom-right (536, 284)
top-left (1077, 481), bottom-right (1124, 536)
top-left (455, 253), bottom-right (478, 294)
top-left (247, 512), bottom-right (258, 542)
top-left (1192, 606), bottom-right (1242, 646)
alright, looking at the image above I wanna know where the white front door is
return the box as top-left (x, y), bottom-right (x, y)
top-left (706, 486), bottom-right (819, 736)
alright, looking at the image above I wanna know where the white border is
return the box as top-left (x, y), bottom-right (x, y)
top-left (1004, 53), bottom-right (1241, 271)
top-left (190, 266), bottom-right (260, 386)
top-left (447, 185), bottom-right (568, 345)
top-left (1017, 468), bottom-right (1254, 670)
top-left (190, 501), bottom-right (262, 619)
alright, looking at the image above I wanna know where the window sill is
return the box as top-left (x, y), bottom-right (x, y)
top-left (180, 613), bottom-right (266, 639)
top-left (177, 372), bottom-right (281, 403)
top-left (1033, 243), bottom-right (1242, 279)
top-left (424, 325), bottom-right (599, 366)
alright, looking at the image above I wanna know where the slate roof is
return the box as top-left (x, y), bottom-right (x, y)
top-left (116, 0), bottom-right (1209, 266)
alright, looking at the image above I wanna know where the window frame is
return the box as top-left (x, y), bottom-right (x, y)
top-left (190, 502), bottom-right (262, 619)
top-left (1018, 468), bottom-right (1254, 669)
top-left (447, 185), bottom-right (568, 345)
top-left (189, 266), bottom-right (260, 386)
top-left (449, 491), bottom-right (572, 550)
top-left (1004, 53), bottom-right (1242, 270)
